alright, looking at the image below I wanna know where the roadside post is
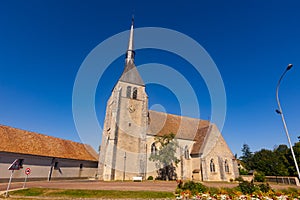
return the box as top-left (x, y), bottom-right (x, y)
top-left (5, 159), bottom-right (24, 197)
top-left (23, 168), bottom-right (31, 188)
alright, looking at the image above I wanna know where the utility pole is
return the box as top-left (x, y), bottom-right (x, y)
top-left (123, 152), bottom-right (126, 181)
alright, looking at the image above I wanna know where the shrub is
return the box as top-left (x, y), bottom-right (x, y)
top-left (174, 188), bottom-right (183, 195)
top-left (235, 176), bottom-right (244, 182)
top-left (254, 172), bottom-right (265, 182)
top-left (239, 168), bottom-right (248, 175)
top-left (278, 187), bottom-right (300, 198)
top-left (207, 187), bottom-right (220, 196)
top-left (222, 187), bottom-right (236, 198)
top-left (147, 176), bottom-right (153, 180)
top-left (258, 183), bottom-right (271, 193)
top-left (238, 181), bottom-right (257, 194)
top-left (176, 180), bottom-right (183, 189)
top-left (181, 181), bottom-right (207, 195)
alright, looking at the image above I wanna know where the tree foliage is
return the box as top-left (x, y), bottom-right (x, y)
top-left (180, 181), bottom-right (207, 195)
top-left (240, 144), bottom-right (253, 170)
top-left (251, 149), bottom-right (288, 176)
top-left (149, 133), bottom-right (180, 180)
top-left (239, 143), bottom-right (299, 177)
top-left (286, 142), bottom-right (300, 176)
top-left (238, 181), bottom-right (257, 194)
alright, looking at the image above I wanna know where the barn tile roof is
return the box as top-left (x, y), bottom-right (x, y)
top-left (147, 110), bottom-right (211, 155)
top-left (0, 125), bottom-right (98, 161)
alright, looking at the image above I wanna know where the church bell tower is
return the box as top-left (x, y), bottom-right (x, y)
top-left (98, 19), bottom-right (148, 181)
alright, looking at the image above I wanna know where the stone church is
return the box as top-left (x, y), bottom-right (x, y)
top-left (98, 20), bottom-right (239, 182)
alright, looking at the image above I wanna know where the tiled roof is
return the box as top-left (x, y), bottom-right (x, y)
top-left (190, 126), bottom-right (210, 155)
top-left (0, 125), bottom-right (98, 161)
top-left (147, 110), bottom-right (210, 155)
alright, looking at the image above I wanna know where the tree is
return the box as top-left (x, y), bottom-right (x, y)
top-left (274, 144), bottom-right (290, 174)
top-left (293, 142), bottom-right (300, 158)
top-left (274, 144), bottom-right (289, 154)
top-left (285, 142), bottom-right (300, 176)
top-left (240, 143), bottom-right (300, 177)
top-left (149, 133), bottom-right (180, 180)
top-left (240, 144), bottom-right (253, 170)
top-left (251, 149), bottom-right (288, 176)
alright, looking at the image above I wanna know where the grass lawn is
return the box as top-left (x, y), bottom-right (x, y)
top-left (8, 188), bottom-right (174, 199)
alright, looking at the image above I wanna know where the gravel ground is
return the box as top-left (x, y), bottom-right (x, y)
top-left (0, 179), bottom-right (299, 199)
top-left (0, 180), bottom-right (177, 192)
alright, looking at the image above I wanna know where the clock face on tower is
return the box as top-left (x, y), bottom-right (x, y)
top-left (128, 104), bottom-right (136, 113)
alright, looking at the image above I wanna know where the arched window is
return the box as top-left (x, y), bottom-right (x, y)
top-left (126, 86), bottom-right (131, 98)
top-left (151, 143), bottom-right (157, 155)
top-left (184, 145), bottom-right (189, 159)
top-left (224, 160), bottom-right (229, 173)
top-left (210, 159), bottom-right (215, 173)
top-left (133, 87), bottom-right (137, 99)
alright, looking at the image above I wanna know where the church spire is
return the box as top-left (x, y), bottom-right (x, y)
top-left (125, 16), bottom-right (135, 64)
top-left (119, 17), bottom-right (144, 86)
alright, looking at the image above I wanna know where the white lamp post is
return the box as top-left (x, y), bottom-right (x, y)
top-left (276, 64), bottom-right (300, 180)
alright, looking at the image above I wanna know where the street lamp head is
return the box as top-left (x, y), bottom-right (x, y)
top-left (287, 64), bottom-right (293, 70)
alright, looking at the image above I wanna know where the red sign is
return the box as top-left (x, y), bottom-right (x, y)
top-left (25, 168), bottom-right (31, 175)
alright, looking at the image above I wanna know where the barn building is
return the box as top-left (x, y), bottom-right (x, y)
top-left (0, 125), bottom-right (98, 182)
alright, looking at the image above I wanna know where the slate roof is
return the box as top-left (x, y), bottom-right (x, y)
top-left (147, 110), bottom-right (211, 155)
top-left (119, 62), bottom-right (144, 86)
top-left (0, 125), bottom-right (98, 161)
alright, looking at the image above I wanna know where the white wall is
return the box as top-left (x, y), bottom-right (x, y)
top-left (0, 152), bottom-right (98, 182)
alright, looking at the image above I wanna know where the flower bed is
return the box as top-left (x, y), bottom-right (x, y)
top-left (175, 180), bottom-right (300, 200)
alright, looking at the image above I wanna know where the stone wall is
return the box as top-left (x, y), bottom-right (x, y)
top-left (200, 125), bottom-right (238, 182)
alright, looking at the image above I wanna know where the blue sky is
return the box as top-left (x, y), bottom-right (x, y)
top-left (1, 0), bottom-right (300, 156)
